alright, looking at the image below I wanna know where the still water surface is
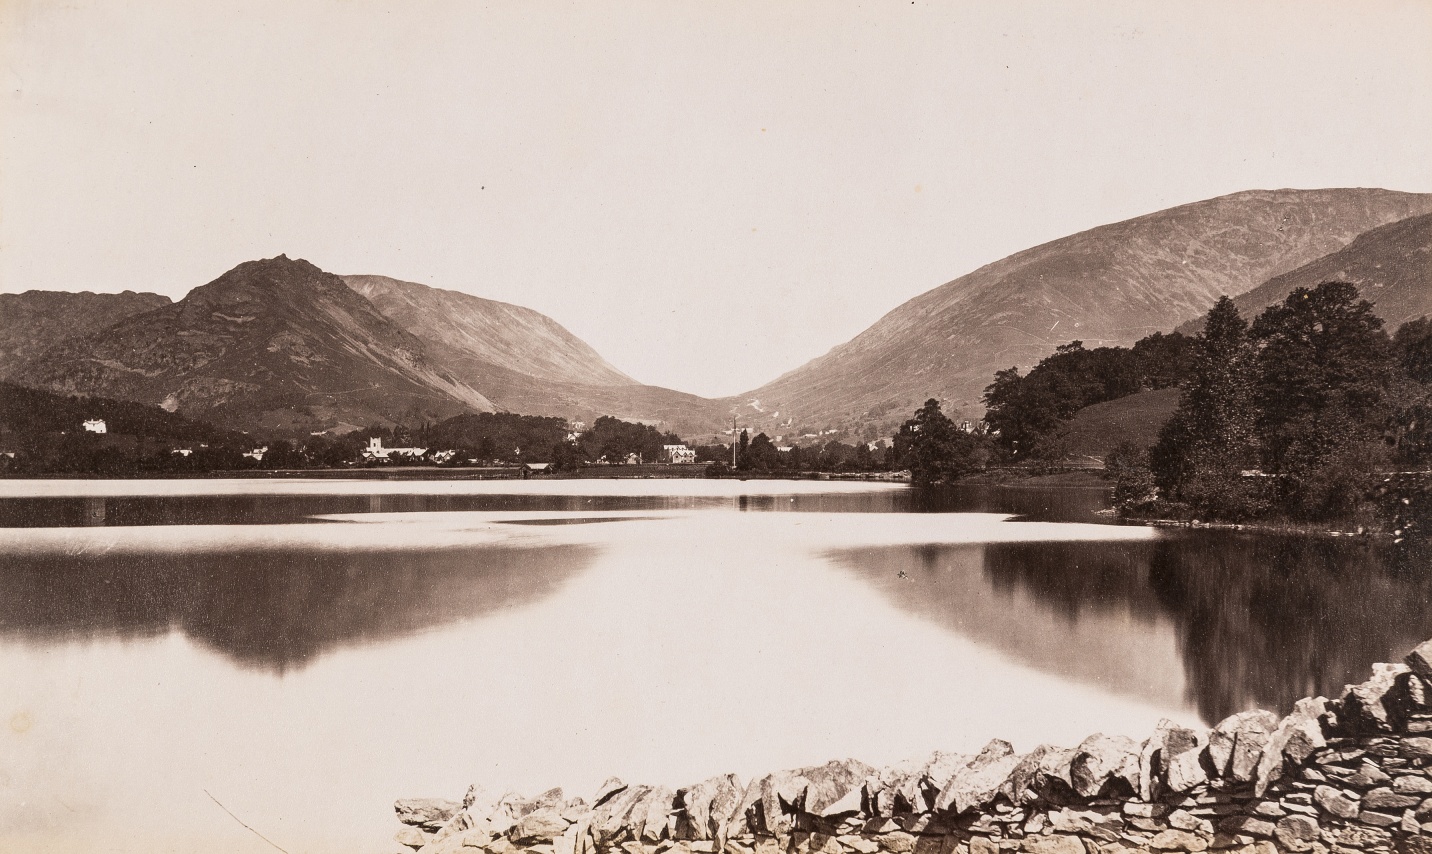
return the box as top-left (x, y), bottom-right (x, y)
top-left (1, 479), bottom-right (1427, 854)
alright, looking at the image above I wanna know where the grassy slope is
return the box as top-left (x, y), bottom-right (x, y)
top-left (1052, 387), bottom-right (1181, 461)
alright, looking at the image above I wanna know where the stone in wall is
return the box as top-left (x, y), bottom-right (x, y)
top-left (394, 636), bottom-right (1432, 854)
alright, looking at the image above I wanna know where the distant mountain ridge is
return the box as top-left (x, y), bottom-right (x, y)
top-left (0, 290), bottom-right (171, 373)
top-left (13, 256), bottom-right (495, 433)
top-left (735, 188), bottom-right (1432, 433)
top-left (7, 188), bottom-right (1430, 441)
top-left (6, 258), bottom-right (729, 436)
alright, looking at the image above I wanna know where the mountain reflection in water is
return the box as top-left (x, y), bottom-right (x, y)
top-left (0, 542), bottom-right (595, 672)
top-left (831, 531), bottom-right (1432, 725)
top-left (2, 480), bottom-right (1427, 854)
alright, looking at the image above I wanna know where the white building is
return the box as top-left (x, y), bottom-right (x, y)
top-left (663, 444), bottom-right (697, 464)
top-left (361, 436), bottom-right (428, 461)
top-left (82, 419), bottom-right (107, 434)
top-left (242, 446), bottom-right (268, 461)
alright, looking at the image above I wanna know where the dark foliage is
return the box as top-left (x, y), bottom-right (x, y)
top-left (579, 416), bottom-right (681, 465)
top-left (1106, 441), bottom-right (1158, 514)
top-left (1395, 317), bottom-right (1432, 386)
top-left (1251, 282), bottom-right (1394, 520)
top-left (0, 382), bottom-right (233, 443)
top-left (0, 382), bottom-right (249, 475)
top-left (1150, 296), bottom-right (1267, 520)
top-left (420, 412), bottom-right (571, 463)
top-left (893, 398), bottom-right (990, 484)
top-left (1139, 283), bottom-right (1430, 526)
top-left (730, 432), bottom-right (888, 474)
top-left (983, 334), bottom-right (1196, 457)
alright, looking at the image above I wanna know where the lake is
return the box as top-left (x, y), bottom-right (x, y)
top-left (1, 478), bottom-right (1427, 854)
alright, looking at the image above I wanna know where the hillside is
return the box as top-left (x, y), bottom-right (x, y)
top-left (343, 275), bottom-right (636, 388)
top-left (736, 188), bottom-right (1432, 435)
top-left (0, 290), bottom-right (171, 374)
top-left (0, 381), bottom-right (235, 443)
top-left (1178, 212), bottom-right (1432, 336)
top-left (1051, 388), bottom-right (1181, 462)
top-left (345, 274), bottom-right (730, 434)
top-left (0, 381), bottom-right (246, 475)
top-left (14, 256), bottom-right (494, 434)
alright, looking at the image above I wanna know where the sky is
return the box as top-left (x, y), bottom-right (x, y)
top-left (2, 1), bottom-right (1430, 397)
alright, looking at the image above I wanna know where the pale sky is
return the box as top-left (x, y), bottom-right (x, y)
top-left (3, 1), bottom-right (1430, 397)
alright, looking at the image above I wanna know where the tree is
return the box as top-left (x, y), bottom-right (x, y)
top-left (548, 440), bottom-right (585, 472)
top-left (1389, 317), bottom-right (1432, 467)
top-left (576, 416), bottom-right (681, 464)
top-left (1250, 281), bottom-right (1394, 519)
top-left (260, 439), bottom-right (303, 469)
top-left (894, 399), bottom-right (985, 484)
top-left (1131, 332), bottom-right (1197, 390)
top-left (982, 367), bottom-right (1040, 455)
top-left (1150, 296), bottom-right (1265, 518)
top-left (744, 433), bottom-right (780, 471)
top-left (1394, 317), bottom-right (1432, 385)
top-left (981, 334), bottom-right (1193, 457)
top-left (1106, 440), bottom-right (1158, 513)
top-left (421, 412), bottom-right (570, 464)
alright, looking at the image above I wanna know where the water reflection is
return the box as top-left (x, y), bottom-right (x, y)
top-left (828, 541), bottom-right (1184, 712)
top-left (0, 542), bottom-right (595, 672)
top-left (2, 481), bottom-right (1421, 854)
top-left (833, 531), bottom-right (1432, 725)
top-left (904, 483), bottom-right (1111, 522)
top-left (0, 493), bottom-right (718, 528)
top-left (1146, 532), bottom-right (1432, 722)
top-left (0, 482), bottom-right (1111, 527)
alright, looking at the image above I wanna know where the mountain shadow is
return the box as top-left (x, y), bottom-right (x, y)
top-left (0, 540), bottom-right (596, 673)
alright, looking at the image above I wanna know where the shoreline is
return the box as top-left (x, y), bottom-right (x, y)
top-left (1117, 514), bottom-right (1392, 541)
top-left (0, 465), bottom-right (904, 481)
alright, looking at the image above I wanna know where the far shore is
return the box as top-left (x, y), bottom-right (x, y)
top-left (0, 465), bottom-right (1124, 486)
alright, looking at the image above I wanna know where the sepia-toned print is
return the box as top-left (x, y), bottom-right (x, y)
top-left (2, 3), bottom-right (1430, 854)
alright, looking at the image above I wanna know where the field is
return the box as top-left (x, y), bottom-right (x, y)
top-left (1053, 388), bottom-right (1181, 462)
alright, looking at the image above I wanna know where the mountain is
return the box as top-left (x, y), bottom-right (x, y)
top-left (1178, 212), bottom-right (1432, 336)
top-left (344, 275), bottom-right (729, 434)
top-left (344, 275), bottom-right (636, 387)
top-left (1055, 213), bottom-right (1432, 461)
top-left (736, 188), bottom-right (1432, 434)
top-left (0, 290), bottom-right (171, 374)
top-left (14, 256), bottom-right (494, 433)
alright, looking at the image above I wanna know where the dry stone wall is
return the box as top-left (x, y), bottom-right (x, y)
top-left (394, 639), bottom-right (1432, 854)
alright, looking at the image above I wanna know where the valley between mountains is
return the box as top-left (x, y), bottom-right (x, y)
top-left (2, 187), bottom-right (1429, 442)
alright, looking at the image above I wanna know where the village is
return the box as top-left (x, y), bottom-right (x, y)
top-left (0, 403), bottom-right (928, 479)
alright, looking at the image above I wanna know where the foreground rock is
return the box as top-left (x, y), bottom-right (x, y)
top-left (396, 637), bottom-right (1432, 854)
